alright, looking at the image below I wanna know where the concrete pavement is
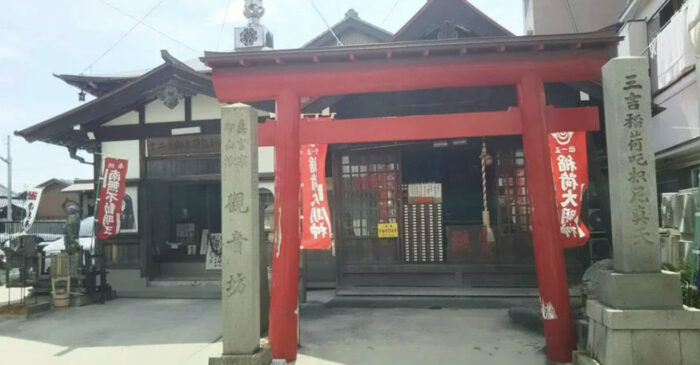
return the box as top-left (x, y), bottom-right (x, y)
top-left (0, 291), bottom-right (547, 365)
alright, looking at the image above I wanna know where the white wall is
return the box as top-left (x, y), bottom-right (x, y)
top-left (145, 99), bottom-right (185, 124)
top-left (652, 73), bottom-right (700, 153)
top-left (101, 140), bottom-right (140, 179)
top-left (191, 94), bottom-right (222, 121)
top-left (526, 0), bottom-right (627, 35)
top-left (103, 111), bottom-right (139, 126)
top-left (618, 20), bottom-right (648, 56)
top-left (258, 146), bottom-right (274, 174)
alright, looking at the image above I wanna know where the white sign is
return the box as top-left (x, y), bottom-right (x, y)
top-left (22, 188), bottom-right (43, 233)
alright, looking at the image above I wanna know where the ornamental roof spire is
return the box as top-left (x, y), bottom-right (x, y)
top-left (235, 0), bottom-right (273, 50)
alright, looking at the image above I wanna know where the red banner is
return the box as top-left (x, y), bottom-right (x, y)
top-left (97, 158), bottom-right (128, 240)
top-left (300, 144), bottom-right (332, 249)
top-left (549, 132), bottom-right (589, 248)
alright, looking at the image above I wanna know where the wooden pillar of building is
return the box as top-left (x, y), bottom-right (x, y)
top-left (517, 74), bottom-right (575, 363)
top-left (269, 91), bottom-right (302, 362)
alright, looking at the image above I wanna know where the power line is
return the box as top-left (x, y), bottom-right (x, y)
top-left (216, 0), bottom-right (234, 51)
top-left (381, 0), bottom-right (400, 27)
top-left (79, 0), bottom-right (165, 75)
top-left (97, 0), bottom-right (200, 54)
top-left (308, 0), bottom-right (343, 46)
top-left (564, 0), bottom-right (578, 33)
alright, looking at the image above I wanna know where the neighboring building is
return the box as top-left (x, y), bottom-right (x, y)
top-left (34, 179), bottom-right (78, 220)
top-left (615, 0), bottom-right (700, 191)
top-left (16, 0), bottom-right (615, 297)
top-left (524, 0), bottom-right (627, 35)
top-left (61, 179), bottom-right (96, 218)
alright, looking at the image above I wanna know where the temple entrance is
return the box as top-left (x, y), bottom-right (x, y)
top-left (202, 30), bottom-right (616, 363)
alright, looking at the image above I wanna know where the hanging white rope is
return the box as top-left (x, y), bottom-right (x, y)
top-left (480, 138), bottom-right (495, 243)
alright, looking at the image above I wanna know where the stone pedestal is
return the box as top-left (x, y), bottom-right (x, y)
top-left (210, 344), bottom-right (272, 365)
top-left (575, 300), bottom-right (700, 365)
top-left (574, 56), bottom-right (700, 365)
top-left (595, 270), bottom-right (682, 309)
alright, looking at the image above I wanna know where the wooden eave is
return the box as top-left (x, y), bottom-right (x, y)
top-left (16, 52), bottom-right (215, 145)
top-left (202, 30), bottom-right (619, 70)
top-left (54, 74), bottom-right (136, 97)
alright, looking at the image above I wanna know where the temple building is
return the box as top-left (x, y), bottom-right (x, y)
top-left (16, 0), bottom-right (614, 300)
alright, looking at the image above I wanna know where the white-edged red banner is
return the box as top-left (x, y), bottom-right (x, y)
top-left (97, 158), bottom-right (128, 240)
top-left (549, 132), bottom-right (589, 248)
top-left (300, 144), bottom-right (332, 249)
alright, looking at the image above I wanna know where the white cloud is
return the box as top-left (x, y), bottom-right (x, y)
top-left (209, 0), bottom-right (247, 25)
top-left (0, 29), bottom-right (23, 61)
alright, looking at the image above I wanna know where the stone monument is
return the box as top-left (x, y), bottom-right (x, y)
top-left (210, 104), bottom-right (271, 365)
top-left (574, 57), bottom-right (700, 365)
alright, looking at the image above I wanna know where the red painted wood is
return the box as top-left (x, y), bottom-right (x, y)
top-left (258, 121), bottom-right (276, 146)
top-left (547, 106), bottom-right (599, 132)
top-left (269, 92), bottom-right (302, 362)
top-left (211, 54), bottom-right (608, 102)
top-left (296, 107), bottom-right (599, 145)
top-left (517, 74), bottom-right (575, 363)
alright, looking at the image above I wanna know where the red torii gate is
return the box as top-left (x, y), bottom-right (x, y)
top-left (203, 32), bottom-right (618, 364)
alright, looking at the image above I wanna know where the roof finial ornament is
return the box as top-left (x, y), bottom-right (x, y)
top-left (235, 0), bottom-right (273, 50)
top-left (243, 0), bottom-right (265, 25)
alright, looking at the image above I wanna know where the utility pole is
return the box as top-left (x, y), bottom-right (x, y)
top-left (0, 135), bottom-right (12, 221)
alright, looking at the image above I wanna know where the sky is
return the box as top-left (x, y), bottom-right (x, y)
top-left (0, 0), bottom-right (523, 191)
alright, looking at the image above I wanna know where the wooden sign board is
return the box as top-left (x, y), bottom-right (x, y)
top-left (147, 134), bottom-right (220, 157)
top-left (378, 222), bottom-right (399, 238)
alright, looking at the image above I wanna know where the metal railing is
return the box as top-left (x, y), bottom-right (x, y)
top-left (0, 221), bottom-right (64, 243)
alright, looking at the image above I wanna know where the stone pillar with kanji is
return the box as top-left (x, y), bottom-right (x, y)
top-left (210, 104), bottom-right (271, 365)
top-left (574, 57), bottom-right (700, 365)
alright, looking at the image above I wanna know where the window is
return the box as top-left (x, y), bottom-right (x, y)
top-left (496, 148), bottom-right (531, 233)
top-left (340, 151), bottom-right (399, 237)
top-left (648, 0), bottom-right (687, 37)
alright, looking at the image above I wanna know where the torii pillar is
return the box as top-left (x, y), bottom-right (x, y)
top-left (269, 92), bottom-right (302, 363)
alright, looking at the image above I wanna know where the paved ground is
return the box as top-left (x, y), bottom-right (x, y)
top-left (0, 289), bottom-right (547, 365)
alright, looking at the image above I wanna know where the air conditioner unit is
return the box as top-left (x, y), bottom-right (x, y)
top-left (673, 193), bottom-right (685, 229)
top-left (661, 193), bottom-right (677, 228)
top-left (678, 189), bottom-right (696, 236)
top-left (586, 208), bottom-right (606, 233)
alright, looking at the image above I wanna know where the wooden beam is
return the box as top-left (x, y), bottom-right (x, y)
top-left (210, 50), bottom-right (609, 102)
top-left (92, 119), bottom-right (277, 146)
top-left (297, 107), bottom-right (598, 145)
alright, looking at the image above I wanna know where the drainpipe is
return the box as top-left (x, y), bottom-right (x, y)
top-left (68, 146), bottom-right (93, 165)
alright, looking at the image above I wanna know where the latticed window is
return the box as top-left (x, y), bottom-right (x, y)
top-left (496, 148), bottom-right (531, 233)
top-left (340, 151), bottom-right (400, 237)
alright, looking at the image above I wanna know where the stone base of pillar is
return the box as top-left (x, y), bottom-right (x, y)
top-left (575, 299), bottom-right (700, 365)
top-left (209, 346), bottom-right (272, 365)
top-left (595, 269), bottom-right (683, 309)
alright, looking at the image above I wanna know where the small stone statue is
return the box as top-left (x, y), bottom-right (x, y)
top-left (62, 200), bottom-right (82, 254)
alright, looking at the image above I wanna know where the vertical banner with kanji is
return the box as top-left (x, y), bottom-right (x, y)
top-left (21, 188), bottom-right (43, 233)
top-left (549, 132), bottom-right (589, 248)
top-left (97, 157), bottom-right (128, 240)
top-left (300, 144), bottom-right (332, 249)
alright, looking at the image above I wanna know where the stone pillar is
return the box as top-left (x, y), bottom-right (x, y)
top-left (574, 57), bottom-right (700, 365)
top-left (210, 104), bottom-right (271, 365)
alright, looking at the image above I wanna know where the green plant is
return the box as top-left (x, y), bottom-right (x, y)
top-left (665, 263), bottom-right (700, 308)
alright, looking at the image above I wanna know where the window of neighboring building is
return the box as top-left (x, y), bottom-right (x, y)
top-left (691, 166), bottom-right (700, 188)
top-left (647, 0), bottom-right (688, 91)
top-left (648, 0), bottom-right (687, 40)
